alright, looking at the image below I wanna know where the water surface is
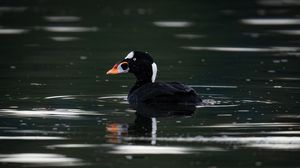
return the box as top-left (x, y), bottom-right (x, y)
top-left (0, 0), bottom-right (300, 167)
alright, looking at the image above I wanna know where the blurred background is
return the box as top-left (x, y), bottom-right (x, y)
top-left (0, 0), bottom-right (300, 167)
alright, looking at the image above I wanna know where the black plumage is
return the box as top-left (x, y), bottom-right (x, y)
top-left (106, 51), bottom-right (201, 111)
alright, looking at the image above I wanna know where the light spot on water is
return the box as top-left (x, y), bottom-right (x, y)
top-left (123, 136), bottom-right (300, 150)
top-left (268, 70), bottom-right (276, 73)
top-left (189, 85), bottom-right (238, 89)
top-left (10, 65), bottom-right (16, 69)
top-left (153, 21), bottom-right (193, 28)
top-left (109, 145), bottom-right (224, 154)
top-left (174, 34), bottom-right (204, 39)
top-left (0, 108), bottom-right (104, 118)
top-left (277, 115), bottom-right (300, 119)
top-left (237, 110), bottom-right (250, 113)
top-left (0, 153), bottom-right (83, 166)
top-left (0, 6), bottom-right (27, 12)
top-left (275, 30), bottom-right (300, 35)
top-left (0, 136), bottom-right (67, 140)
top-left (42, 26), bottom-right (98, 33)
top-left (47, 144), bottom-right (102, 149)
top-left (79, 56), bottom-right (88, 60)
top-left (246, 143), bottom-right (300, 150)
top-left (44, 16), bottom-right (81, 22)
top-left (188, 122), bottom-right (299, 128)
top-left (50, 36), bottom-right (80, 42)
top-left (30, 83), bottom-right (46, 86)
top-left (0, 28), bottom-right (28, 34)
top-left (182, 46), bottom-right (300, 52)
top-left (241, 18), bottom-right (300, 25)
top-left (217, 114), bottom-right (233, 117)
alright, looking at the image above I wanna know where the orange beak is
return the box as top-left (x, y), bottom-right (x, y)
top-left (106, 63), bottom-right (119, 75)
top-left (106, 62), bottom-right (129, 75)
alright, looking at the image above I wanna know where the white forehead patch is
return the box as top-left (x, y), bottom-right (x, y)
top-left (125, 51), bottom-right (134, 59)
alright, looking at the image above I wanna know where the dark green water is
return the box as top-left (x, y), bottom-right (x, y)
top-left (1, 0), bottom-right (300, 167)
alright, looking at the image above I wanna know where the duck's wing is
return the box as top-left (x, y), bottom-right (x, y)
top-left (128, 82), bottom-right (199, 105)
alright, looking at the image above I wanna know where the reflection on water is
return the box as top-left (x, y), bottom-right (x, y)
top-left (275, 30), bottom-right (300, 35)
top-left (50, 36), bottom-right (80, 42)
top-left (0, 6), bottom-right (27, 12)
top-left (42, 26), bottom-right (98, 33)
top-left (174, 34), bottom-right (204, 39)
top-left (153, 21), bottom-right (193, 27)
top-left (44, 16), bottom-right (81, 22)
top-left (0, 108), bottom-right (104, 118)
top-left (0, 153), bottom-right (83, 166)
top-left (0, 136), bottom-right (67, 140)
top-left (108, 145), bottom-right (223, 154)
top-left (0, 28), bottom-right (28, 34)
top-left (0, 0), bottom-right (300, 167)
top-left (182, 46), bottom-right (300, 52)
top-left (241, 18), bottom-right (300, 25)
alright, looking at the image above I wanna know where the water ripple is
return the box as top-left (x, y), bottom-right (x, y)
top-left (42, 26), bottom-right (98, 33)
top-left (0, 108), bottom-right (105, 118)
top-left (182, 46), bottom-right (300, 52)
top-left (0, 153), bottom-right (83, 166)
top-left (153, 21), bottom-right (193, 27)
top-left (0, 136), bottom-right (67, 140)
top-left (241, 18), bottom-right (300, 25)
top-left (109, 145), bottom-right (224, 154)
top-left (123, 136), bottom-right (300, 150)
top-left (0, 28), bottom-right (29, 34)
top-left (44, 16), bottom-right (81, 22)
top-left (185, 122), bottom-right (300, 128)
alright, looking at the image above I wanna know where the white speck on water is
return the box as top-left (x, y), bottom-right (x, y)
top-left (153, 21), bottom-right (194, 28)
top-left (30, 83), bottom-right (45, 86)
top-left (268, 70), bottom-right (276, 73)
top-left (246, 78), bottom-right (251, 82)
top-left (255, 161), bottom-right (262, 167)
top-left (79, 56), bottom-right (87, 60)
top-left (217, 114), bottom-right (233, 117)
top-left (237, 110), bottom-right (250, 113)
top-left (10, 66), bottom-right (16, 69)
top-left (0, 29), bottom-right (28, 34)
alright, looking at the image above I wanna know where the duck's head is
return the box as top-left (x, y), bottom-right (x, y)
top-left (106, 51), bottom-right (157, 83)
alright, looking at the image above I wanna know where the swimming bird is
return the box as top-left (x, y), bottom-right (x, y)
top-left (106, 51), bottom-right (201, 110)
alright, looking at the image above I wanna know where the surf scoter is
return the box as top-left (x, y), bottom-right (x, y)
top-left (106, 51), bottom-right (201, 109)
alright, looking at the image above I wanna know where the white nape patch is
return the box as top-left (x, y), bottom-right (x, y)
top-left (151, 62), bottom-right (157, 83)
top-left (125, 51), bottom-right (134, 59)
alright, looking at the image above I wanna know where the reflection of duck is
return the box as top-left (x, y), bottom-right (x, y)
top-left (106, 103), bottom-right (194, 144)
top-left (106, 51), bottom-right (201, 109)
top-left (106, 114), bottom-right (157, 144)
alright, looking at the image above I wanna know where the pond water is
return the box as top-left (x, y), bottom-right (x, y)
top-left (0, 0), bottom-right (300, 167)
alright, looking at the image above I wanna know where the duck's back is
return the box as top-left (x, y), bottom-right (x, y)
top-left (128, 82), bottom-right (200, 109)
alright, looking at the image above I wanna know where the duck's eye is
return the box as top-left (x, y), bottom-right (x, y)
top-left (133, 57), bottom-right (136, 61)
top-left (121, 63), bottom-right (128, 70)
